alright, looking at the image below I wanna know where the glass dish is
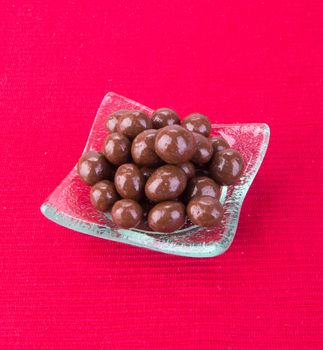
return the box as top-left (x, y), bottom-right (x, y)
top-left (41, 92), bottom-right (270, 258)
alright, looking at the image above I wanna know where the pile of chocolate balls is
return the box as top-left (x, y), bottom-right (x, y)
top-left (77, 108), bottom-right (244, 232)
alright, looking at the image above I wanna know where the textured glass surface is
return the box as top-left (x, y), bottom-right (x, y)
top-left (41, 92), bottom-right (270, 257)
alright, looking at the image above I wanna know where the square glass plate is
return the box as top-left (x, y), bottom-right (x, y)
top-left (41, 92), bottom-right (270, 258)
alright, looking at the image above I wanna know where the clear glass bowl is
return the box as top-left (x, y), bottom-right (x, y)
top-left (41, 92), bottom-right (270, 258)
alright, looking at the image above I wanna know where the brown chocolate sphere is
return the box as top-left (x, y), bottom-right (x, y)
top-left (178, 162), bottom-right (196, 180)
top-left (181, 113), bottom-right (211, 137)
top-left (77, 151), bottom-right (113, 185)
top-left (117, 110), bottom-right (151, 139)
top-left (187, 196), bottom-right (224, 227)
top-left (103, 132), bottom-right (131, 165)
top-left (111, 199), bottom-right (143, 229)
top-left (131, 129), bottom-right (161, 166)
top-left (191, 133), bottom-right (213, 165)
top-left (145, 165), bottom-right (187, 202)
top-left (114, 163), bottom-right (144, 201)
top-left (148, 201), bottom-right (185, 233)
top-left (209, 149), bottom-right (244, 185)
top-left (90, 180), bottom-right (119, 212)
top-left (209, 136), bottom-right (230, 153)
top-left (155, 125), bottom-right (196, 164)
top-left (105, 109), bottom-right (129, 133)
top-left (185, 176), bottom-right (221, 201)
top-left (151, 108), bottom-right (180, 129)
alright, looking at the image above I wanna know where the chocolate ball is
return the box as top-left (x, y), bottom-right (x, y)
top-left (111, 199), bottom-right (143, 229)
top-left (155, 125), bottom-right (196, 164)
top-left (185, 176), bottom-right (221, 201)
top-left (209, 149), bottom-right (244, 185)
top-left (178, 162), bottom-right (196, 180)
top-left (145, 165), bottom-right (187, 202)
top-left (209, 136), bottom-right (230, 153)
top-left (117, 110), bottom-right (151, 139)
top-left (77, 151), bottom-right (113, 185)
top-left (148, 201), bottom-right (185, 233)
top-left (187, 196), bottom-right (224, 227)
top-left (131, 129), bottom-right (161, 166)
top-left (151, 108), bottom-right (180, 129)
top-left (105, 109), bottom-right (129, 133)
top-left (115, 163), bottom-right (144, 201)
top-left (191, 133), bottom-right (213, 165)
top-left (181, 113), bottom-right (211, 137)
top-left (140, 166), bottom-right (156, 180)
top-left (90, 180), bottom-right (119, 212)
top-left (103, 132), bottom-right (131, 165)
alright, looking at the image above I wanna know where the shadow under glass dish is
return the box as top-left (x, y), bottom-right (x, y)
top-left (41, 92), bottom-right (270, 257)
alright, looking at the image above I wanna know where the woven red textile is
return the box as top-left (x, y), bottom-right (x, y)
top-left (0, 1), bottom-right (322, 349)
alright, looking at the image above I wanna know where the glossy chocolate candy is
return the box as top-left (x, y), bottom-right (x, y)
top-left (178, 162), bottom-right (196, 180)
top-left (131, 129), bottom-right (161, 166)
top-left (182, 113), bottom-right (211, 137)
top-left (90, 180), bottom-right (119, 212)
top-left (209, 136), bottom-right (230, 153)
top-left (148, 201), bottom-right (185, 232)
top-left (151, 108), bottom-right (180, 129)
top-left (209, 148), bottom-right (244, 185)
top-left (185, 176), bottom-right (221, 201)
top-left (187, 196), bottom-right (224, 227)
top-left (117, 110), bottom-right (151, 139)
top-left (145, 165), bottom-right (187, 202)
top-left (103, 132), bottom-right (131, 165)
top-left (155, 125), bottom-right (196, 164)
top-left (77, 151), bottom-right (113, 185)
top-left (111, 199), bottom-right (143, 228)
top-left (114, 163), bottom-right (144, 201)
top-left (105, 109), bottom-right (129, 133)
top-left (191, 133), bottom-right (213, 165)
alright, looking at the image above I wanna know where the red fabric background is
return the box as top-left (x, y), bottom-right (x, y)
top-left (0, 1), bottom-right (322, 349)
